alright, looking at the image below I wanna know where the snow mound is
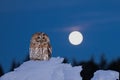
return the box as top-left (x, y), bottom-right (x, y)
top-left (0, 57), bottom-right (82, 80)
top-left (91, 70), bottom-right (119, 80)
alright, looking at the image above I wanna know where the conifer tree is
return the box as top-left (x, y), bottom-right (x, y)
top-left (99, 54), bottom-right (107, 69)
top-left (23, 54), bottom-right (30, 62)
top-left (108, 58), bottom-right (120, 72)
top-left (0, 64), bottom-right (4, 76)
top-left (80, 56), bottom-right (99, 80)
top-left (10, 60), bottom-right (20, 71)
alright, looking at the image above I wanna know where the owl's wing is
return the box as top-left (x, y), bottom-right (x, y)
top-left (48, 46), bottom-right (52, 54)
top-left (48, 43), bottom-right (52, 54)
top-left (47, 43), bottom-right (52, 58)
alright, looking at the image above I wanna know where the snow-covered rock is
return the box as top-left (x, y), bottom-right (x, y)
top-left (91, 70), bottom-right (119, 80)
top-left (0, 57), bottom-right (82, 80)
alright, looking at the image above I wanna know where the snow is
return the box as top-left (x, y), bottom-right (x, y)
top-left (91, 70), bottom-right (119, 80)
top-left (0, 57), bottom-right (82, 80)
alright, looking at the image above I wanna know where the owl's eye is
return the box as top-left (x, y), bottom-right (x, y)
top-left (43, 34), bottom-right (45, 36)
top-left (37, 36), bottom-right (41, 39)
top-left (43, 37), bottom-right (45, 39)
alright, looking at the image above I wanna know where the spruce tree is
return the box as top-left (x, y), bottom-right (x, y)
top-left (0, 64), bottom-right (4, 76)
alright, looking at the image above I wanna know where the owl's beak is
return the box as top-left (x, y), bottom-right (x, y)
top-left (36, 39), bottom-right (43, 43)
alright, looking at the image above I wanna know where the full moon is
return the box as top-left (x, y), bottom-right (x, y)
top-left (69, 31), bottom-right (83, 45)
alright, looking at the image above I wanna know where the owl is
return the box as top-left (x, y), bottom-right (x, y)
top-left (29, 32), bottom-right (52, 60)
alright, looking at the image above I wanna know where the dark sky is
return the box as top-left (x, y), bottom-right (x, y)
top-left (0, 0), bottom-right (120, 72)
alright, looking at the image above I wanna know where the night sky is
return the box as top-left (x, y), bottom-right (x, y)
top-left (0, 0), bottom-right (120, 72)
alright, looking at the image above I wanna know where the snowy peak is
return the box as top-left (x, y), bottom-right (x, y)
top-left (0, 57), bottom-right (82, 80)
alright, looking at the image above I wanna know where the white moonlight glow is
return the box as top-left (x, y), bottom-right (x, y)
top-left (69, 31), bottom-right (83, 45)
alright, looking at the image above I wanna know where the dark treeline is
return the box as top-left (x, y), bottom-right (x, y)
top-left (0, 54), bottom-right (30, 77)
top-left (0, 54), bottom-right (120, 80)
top-left (63, 54), bottom-right (120, 80)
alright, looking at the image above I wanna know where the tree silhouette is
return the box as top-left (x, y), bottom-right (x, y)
top-left (10, 60), bottom-right (20, 71)
top-left (0, 64), bottom-right (4, 77)
top-left (99, 54), bottom-right (107, 69)
top-left (107, 58), bottom-right (120, 72)
top-left (23, 54), bottom-right (30, 62)
top-left (72, 58), bottom-right (79, 66)
top-left (80, 57), bottom-right (99, 80)
top-left (62, 57), bottom-right (68, 63)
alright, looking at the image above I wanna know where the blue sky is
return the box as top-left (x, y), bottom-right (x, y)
top-left (0, 0), bottom-right (120, 72)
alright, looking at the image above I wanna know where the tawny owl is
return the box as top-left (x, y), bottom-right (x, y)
top-left (29, 32), bottom-right (52, 60)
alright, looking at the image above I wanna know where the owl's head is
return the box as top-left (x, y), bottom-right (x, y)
top-left (31, 32), bottom-right (50, 44)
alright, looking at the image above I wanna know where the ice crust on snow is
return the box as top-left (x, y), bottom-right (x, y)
top-left (0, 57), bottom-right (82, 80)
top-left (91, 70), bottom-right (119, 80)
